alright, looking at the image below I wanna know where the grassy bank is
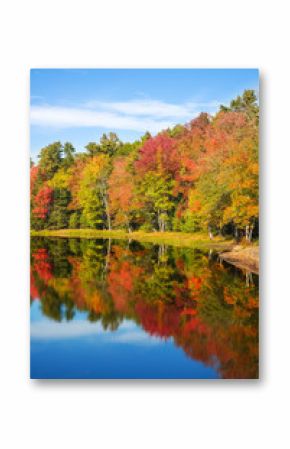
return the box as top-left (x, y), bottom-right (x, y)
top-left (30, 228), bottom-right (234, 250)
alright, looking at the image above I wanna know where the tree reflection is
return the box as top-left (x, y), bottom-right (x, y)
top-left (30, 238), bottom-right (259, 378)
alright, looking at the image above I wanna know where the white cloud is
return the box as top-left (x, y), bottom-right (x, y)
top-left (31, 319), bottom-right (159, 345)
top-left (31, 319), bottom-right (104, 339)
top-left (108, 330), bottom-right (160, 345)
top-left (31, 98), bottom-right (221, 133)
top-left (85, 99), bottom-right (195, 118)
top-left (31, 105), bottom-right (174, 133)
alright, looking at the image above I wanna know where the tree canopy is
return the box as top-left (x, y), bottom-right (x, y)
top-left (30, 90), bottom-right (259, 240)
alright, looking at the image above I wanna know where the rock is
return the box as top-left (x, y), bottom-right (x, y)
top-left (219, 246), bottom-right (259, 274)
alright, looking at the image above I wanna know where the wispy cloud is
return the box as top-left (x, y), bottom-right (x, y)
top-left (31, 319), bottom-right (104, 339)
top-left (31, 319), bottom-right (159, 345)
top-left (108, 330), bottom-right (160, 345)
top-left (30, 105), bottom-right (174, 133)
top-left (84, 99), bottom-right (212, 118)
top-left (30, 98), bottom-right (220, 133)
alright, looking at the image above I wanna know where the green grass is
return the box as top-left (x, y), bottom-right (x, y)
top-left (30, 228), bottom-right (234, 250)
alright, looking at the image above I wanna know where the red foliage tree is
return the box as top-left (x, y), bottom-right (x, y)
top-left (32, 185), bottom-right (53, 219)
top-left (30, 166), bottom-right (39, 194)
top-left (108, 158), bottom-right (133, 229)
top-left (135, 133), bottom-right (178, 176)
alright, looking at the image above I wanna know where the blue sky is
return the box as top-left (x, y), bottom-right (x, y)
top-left (30, 69), bottom-right (259, 160)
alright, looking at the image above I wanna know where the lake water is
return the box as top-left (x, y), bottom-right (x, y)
top-left (30, 237), bottom-right (259, 379)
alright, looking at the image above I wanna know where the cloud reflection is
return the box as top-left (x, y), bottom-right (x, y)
top-left (31, 319), bottom-right (159, 345)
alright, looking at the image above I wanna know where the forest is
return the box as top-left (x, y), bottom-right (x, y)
top-left (30, 90), bottom-right (259, 240)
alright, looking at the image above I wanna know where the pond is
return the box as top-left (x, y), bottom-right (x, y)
top-left (30, 237), bottom-right (259, 379)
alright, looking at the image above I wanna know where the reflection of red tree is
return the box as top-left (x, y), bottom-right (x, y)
top-left (188, 276), bottom-right (202, 301)
top-left (108, 260), bottom-right (142, 313)
top-left (175, 313), bottom-right (258, 379)
top-left (135, 301), bottom-right (180, 339)
top-left (32, 249), bottom-right (52, 283)
top-left (30, 243), bottom-right (258, 378)
top-left (30, 270), bottom-right (39, 300)
top-left (175, 258), bottom-right (185, 271)
top-left (183, 316), bottom-right (208, 335)
top-left (68, 258), bottom-right (94, 311)
top-left (224, 287), bottom-right (235, 305)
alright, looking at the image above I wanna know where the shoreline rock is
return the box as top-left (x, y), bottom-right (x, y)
top-left (219, 245), bottom-right (259, 274)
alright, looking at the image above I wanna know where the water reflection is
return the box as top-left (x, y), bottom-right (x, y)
top-left (30, 238), bottom-right (259, 379)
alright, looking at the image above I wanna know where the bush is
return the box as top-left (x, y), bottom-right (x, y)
top-left (69, 212), bottom-right (80, 229)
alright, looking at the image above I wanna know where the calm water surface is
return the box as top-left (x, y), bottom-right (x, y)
top-left (30, 238), bottom-right (259, 379)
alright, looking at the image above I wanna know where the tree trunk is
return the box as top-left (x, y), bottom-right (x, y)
top-left (234, 227), bottom-right (239, 240)
top-left (158, 244), bottom-right (166, 262)
top-left (103, 238), bottom-right (111, 278)
top-left (246, 271), bottom-right (253, 287)
top-left (99, 180), bottom-right (111, 231)
top-left (249, 225), bottom-right (254, 242)
top-left (245, 225), bottom-right (249, 241)
top-left (157, 210), bottom-right (162, 232)
top-left (157, 210), bottom-right (166, 232)
top-left (208, 225), bottom-right (213, 240)
top-left (126, 216), bottom-right (131, 233)
top-left (102, 191), bottom-right (111, 231)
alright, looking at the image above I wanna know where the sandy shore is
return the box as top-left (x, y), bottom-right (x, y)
top-left (220, 245), bottom-right (259, 274)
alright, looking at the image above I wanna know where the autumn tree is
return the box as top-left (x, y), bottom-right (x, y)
top-left (31, 184), bottom-right (53, 229)
top-left (38, 141), bottom-right (63, 180)
top-left (220, 89), bottom-right (259, 125)
top-left (78, 154), bottom-right (112, 229)
top-left (108, 158), bottom-right (134, 231)
top-left (48, 188), bottom-right (71, 229)
top-left (62, 142), bottom-right (75, 169)
top-left (30, 90), bottom-right (259, 240)
top-left (135, 133), bottom-right (179, 231)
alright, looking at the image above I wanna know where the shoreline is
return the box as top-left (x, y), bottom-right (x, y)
top-left (30, 229), bottom-right (233, 250)
top-left (31, 229), bottom-right (259, 273)
top-left (219, 246), bottom-right (259, 274)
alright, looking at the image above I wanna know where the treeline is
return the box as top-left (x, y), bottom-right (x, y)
top-left (30, 90), bottom-right (259, 239)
